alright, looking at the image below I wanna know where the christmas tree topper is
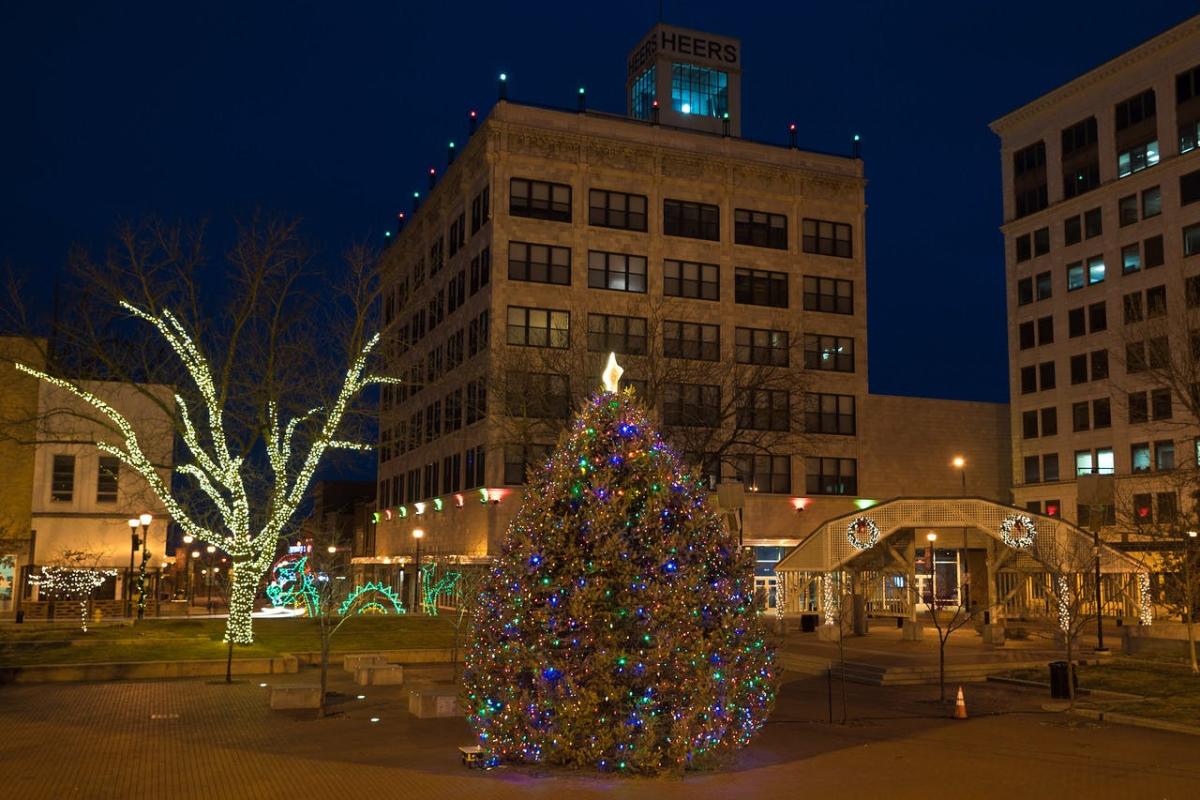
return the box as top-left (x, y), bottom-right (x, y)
top-left (601, 352), bottom-right (623, 392)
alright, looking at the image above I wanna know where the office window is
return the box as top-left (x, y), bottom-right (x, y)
top-left (1039, 361), bottom-right (1055, 390)
top-left (1021, 365), bottom-right (1037, 394)
top-left (1019, 320), bottom-right (1036, 349)
top-left (664, 320), bottom-right (720, 361)
top-left (1118, 140), bottom-right (1159, 178)
top-left (469, 247), bottom-right (491, 295)
top-left (736, 327), bottom-right (788, 366)
top-left (96, 456), bottom-right (119, 503)
top-left (738, 388), bottom-right (790, 432)
top-left (464, 445), bottom-right (486, 489)
top-left (1143, 186), bottom-right (1162, 217)
top-left (1086, 255), bottom-right (1105, 285)
top-left (1017, 277), bottom-right (1033, 305)
top-left (1037, 315), bottom-right (1054, 345)
top-left (803, 276), bottom-right (853, 314)
top-left (663, 199), bottom-right (719, 240)
top-left (1158, 491), bottom-right (1178, 521)
top-left (801, 218), bottom-right (852, 258)
top-left (470, 186), bottom-right (490, 234)
top-left (1044, 453), bottom-right (1061, 482)
top-left (505, 373), bottom-right (570, 419)
top-left (587, 313), bottom-right (647, 355)
top-left (1147, 286), bottom-right (1167, 318)
top-left (448, 212), bottom-right (465, 257)
top-left (1129, 391), bottom-right (1149, 423)
top-left (1034, 227), bottom-right (1050, 255)
top-left (1144, 235), bottom-right (1164, 269)
top-left (1189, 276), bottom-right (1200, 308)
top-left (805, 393), bottom-right (856, 435)
top-left (630, 65), bottom-right (656, 120)
top-left (1089, 302), bottom-right (1106, 332)
top-left (1041, 407), bottom-right (1057, 436)
top-left (444, 389), bottom-right (463, 433)
top-left (1185, 223), bottom-right (1200, 257)
top-left (1072, 401), bottom-right (1090, 432)
top-left (1181, 169), bottom-right (1200, 206)
top-left (1124, 292), bottom-right (1144, 324)
top-left (671, 62), bottom-right (729, 117)
top-left (736, 454), bottom-right (791, 494)
top-left (1022, 410), bottom-right (1039, 439)
top-left (1148, 336), bottom-right (1168, 369)
top-left (443, 453), bottom-right (462, 494)
top-left (1015, 234), bottom-right (1032, 262)
top-left (1131, 443), bottom-right (1151, 473)
top-left (1118, 194), bottom-right (1138, 226)
top-left (1116, 88), bottom-right (1156, 130)
top-left (504, 444), bottom-right (551, 485)
top-left (588, 251), bottom-right (647, 293)
top-left (51, 454), bottom-right (74, 502)
top-left (1122, 243), bottom-right (1141, 274)
top-left (506, 306), bottom-right (569, 348)
top-left (806, 457), bottom-right (857, 495)
top-left (736, 209), bottom-right (787, 249)
top-left (1151, 388), bottom-right (1172, 420)
top-left (1127, 342), bottom-right (1147, 374)
top-left (1183, 118), bottom-right (1200, 154)
top-left (1064, 216), bottom-right (1082, 246)
top-left (589, 189), bottom-right (647, 231)
top-left (510, 178), bottom-right (571, 222)
top-left (1156, 441), bottom-right (1176, 471)
top-left (1024, 456), bottom-right (1040, 484)
top-left (1091, 349), bottom-right (1108, 380)
top-left (508, 242), bottom-right (570, 285)
top-left (664, 259), bottom-right (718, 300)
top-left (1036, 271), bottom-right (1052, 300)
top-left (804, 334), bottom-right (854, 372)
top-left (1067, 261), bottom-right (1084, 291)
top-left (735, 268), bottom-right (788, 308)
top-left (1069, 355), bottom-right (1087, 385)
top-left (663, 382), bottom-right (721, 427)
top-left (1082, 208), bottom-right (1102, 239)
top-left (1064, 160), bottom-right (1100, 199)
top-left (466, 379), bottom-right (488, 425)
top-left (467, 310), bottom-right (490, 357)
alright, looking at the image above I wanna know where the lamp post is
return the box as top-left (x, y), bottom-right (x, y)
top-left (952, 456), bottom-right (966, 495)
top-left (927, 532), bottom-right (938, 611)
top-left (412, 528), bottom-right (425, 614)
top-left (130, 514), bottom-right (152, 619)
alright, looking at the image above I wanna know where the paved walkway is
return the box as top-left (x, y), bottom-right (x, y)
top-left (2, 667), bottom-right (1198, 799)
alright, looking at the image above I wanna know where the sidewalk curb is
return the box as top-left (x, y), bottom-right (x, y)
top-left (1066, 707), bottom-right (1200, 737)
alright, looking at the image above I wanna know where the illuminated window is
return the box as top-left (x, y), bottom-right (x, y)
top-left (1117, 140), bottom-right (1159, 178)
top-left (631, 66), bottom-right (656, 121)
top-left (670, 63), bottom-right (728, 117)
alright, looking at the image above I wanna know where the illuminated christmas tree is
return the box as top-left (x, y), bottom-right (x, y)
top-left (463, 355), bottom-right (775, 774)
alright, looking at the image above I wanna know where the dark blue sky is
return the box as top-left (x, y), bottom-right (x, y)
top-left (2, 1), bottom-right (1195, 403)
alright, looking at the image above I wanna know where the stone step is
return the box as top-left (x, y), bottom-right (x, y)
top-left (269, 684), bottom-right (321, 710)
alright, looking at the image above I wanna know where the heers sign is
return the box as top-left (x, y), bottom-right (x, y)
top-left (628, 27), bottom-right (740, 77)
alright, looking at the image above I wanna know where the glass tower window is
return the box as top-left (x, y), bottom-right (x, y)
top-left (631, 66), bottom-right (656, 121)
top-left (671, 63), bottom-right (728, 117)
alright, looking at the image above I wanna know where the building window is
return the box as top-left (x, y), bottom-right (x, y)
top-left (1143, 186), bottom-right (1162, 218)
top-left (1182, 119), bottom-right (1200, 154)
top-left (670, 62), bottom-right (728, 118)
top-left (663, 382), bottom-right (721, 427)
top-left (736, 454), bottom-right (791, 494)
top-left (1017, 277), bottom-right (1033, 305)
top-left (804, 334), bottom-right (854, 372)
top-left (96, 456), bottom-right (118, 503)
top-left (1151, 388), bottom-right (1172, 421)
top-left (466, 379), bottom-right (488, 425)
top-left (1064, 216), bottom-right (1082, 246)
top-left (1147, 286), bottom-right (1167, 318)
top-left (806, 457), bottom-right (857, 495)
top-left (803, 276), bottom-right (853, 314)
top-left (1084, 208), bottom-right (1102, 239)
top-left (663, 320), bottom-right (719, 361)
top-left (1183, 170), bottom-right (1200, 206)
top-left (587, 313), bottom-right (647, 355)
top-left (467, 310), bottom-right (490, 357)
top-left (1185, 223), bottom-right (1200, 257)
top-left (805, 393), bottom-right (856, 435)
top-left (448, 212), bottom-right (465, 257)
top-left (1022, 410), bottom-right (1038, 439)
top-left (470, 186), bottom-right (490, 235)
top-left (1131, 442), bottom-right (1151, 472)
top-left (504, 444), bottom-right (550, 485)
top-left (1019, 321), bottom-right (1035, 349)
top-left (1024, 456), bottom-right (1040, 484)
top-left (51, 454), bottom-right (74, 502)
top-left (469, 247), bottom-right (491, 295)
top-left (664, 259), bottom-right (719, 301)
top-left (508, 242), bottom-right (570, 285)
top-left (1069, 355), bottom-right (1087, 385)
top-left (589, 189), bottom-right (648, 231)
top-left (735, 209), bottom-right (787, 249)
top-left (631, 66), bottom-right (656, 120)
top-left (734, 268), bottom-right (788, 308)
top-left (1039, 361), bottom-right (1055, 390)
top-left (1020, 365), bottom-right (1036, 394)
top-left (1121, 243), bottom-right (1141, 274)
top-left (506, 306), bottom-right (569, 348)
top-left (505, 373), bottom-right (570, 419)
top-left (1117, 140), bottom-right (1159, 178)
top-left (443, 452), bottom-right (462, 493)
top-left (465, 445), bottom-right (486, 488)
top-left (1044, 454), bottom-right (1061, 482)
top-left (1016, 234), bottom-right (1032, 262)
top-left (1119, 194), bottom-right (1137, 226)
top-left (1036, 271), bottom-right (1052, 300)
top-left (736, 327), bottom-right (788, 366)
top-left (663, 199), bottom-right (719, 240)
top-left (1037, 315), bottom-right (1054, 345)
top-left (1034, 227), bottom-right (1050, 255)
top-left (1144, 235), bottom-right (1164, 268)
top-left (801, 218), bottom-right (852, 258)
top-left (510, 178), bottom-right (571, 222)
top-left (1124, 292), bottom-right (1144, 324)
top-left (1156, 440), bottom-right (1176, 471)
top-left (1041, 407), bottom-right (1058, 436)
top-left (1072, 401), bottom-right (1090, 432)
top-left (737, 388), bottom-right (790, 432)
top-left (588, 251), bottom-right (647, 293)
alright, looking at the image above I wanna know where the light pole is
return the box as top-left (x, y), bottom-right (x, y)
top-left (128, 514), bottom-right (152, 620)
top-left (927, 532), bottom-right (938, 611)
top-left (126, 518), bottom-right (138, 617)
top-left (952, 456), bottom-right (966, 495)
top-left (412, 528), bottom-right (425, 614)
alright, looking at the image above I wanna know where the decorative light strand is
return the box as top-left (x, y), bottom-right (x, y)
top-left (32, 566), bottom-right (116, 632)
top-left (1000, 514), bottom-right (1037, 549)
top-left (846, 517), bottom-right (879, 550)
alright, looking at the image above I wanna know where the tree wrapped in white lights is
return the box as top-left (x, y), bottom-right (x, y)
top-left (10, 218), bottom-right (395, 644)
top-left (34, 553), bottom-right (117, 633)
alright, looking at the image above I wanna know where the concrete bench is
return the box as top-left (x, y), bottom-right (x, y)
top-left (409, 687), bottom-right (460, 718)
top-left (343, 653), bottom-right (389, 672)
top-left (354, 664), bottom-right (405, 686)
top-left (270, 684), bottom-right (322, 710)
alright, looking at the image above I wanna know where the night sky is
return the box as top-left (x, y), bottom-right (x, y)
top-left (2, 1), bottom-right (1195, 403)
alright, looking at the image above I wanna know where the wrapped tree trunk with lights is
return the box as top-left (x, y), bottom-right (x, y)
top-left (463, 354), bottom-right (775, 774)
top-left (8, 218), bottom-right (395, 645)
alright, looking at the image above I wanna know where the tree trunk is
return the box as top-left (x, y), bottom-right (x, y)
top-left (318, 626), bottom-right (330, 719)
top-left (1185, 602), bottom-right (1198, 675)
top-left (939, 637), bottom-right (946, 703)
top-left (225, 636), bottom-right (234, 683)
top-left (224, 563), bottom-right (260, 644)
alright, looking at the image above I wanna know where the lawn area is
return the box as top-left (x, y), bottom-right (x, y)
top-left (0, 615), bottom-right (458, 666)
top-left (1002, 658), bottom-right (1200, 726)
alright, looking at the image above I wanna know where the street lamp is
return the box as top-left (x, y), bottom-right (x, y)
top-left (412, 529), bottom-right (425, 614)
top-left (126, 514), bottom-right (153, 619)
top-left (951, 456), bottom-right (966, 495)
top-left (927, 532), bottom-right (938, 610)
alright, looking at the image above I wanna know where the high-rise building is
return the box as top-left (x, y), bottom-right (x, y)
top-left (991, 15), bottom-right (1200, 539)
top-left (364, 23), bottom-right (1011, 611)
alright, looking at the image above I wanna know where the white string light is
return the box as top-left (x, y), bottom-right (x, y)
top-left (16, 300), bottom-right (398, 644)
top-left (33, 566), bottom-right (116, 632)
top-left (1137, 572), bottom-right (1153, 626)
top-left (1056, 574), bottom-right (1071, 634)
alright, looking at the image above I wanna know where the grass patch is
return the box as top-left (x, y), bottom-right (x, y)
top-left (0, 616), bottom-right (458, 666)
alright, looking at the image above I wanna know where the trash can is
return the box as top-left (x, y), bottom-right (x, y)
top-left (1049, 660), bottom-right (1075, 699)
top-left (15, 609), bottom-right (24, 624)
top-left (800, 613), bottom-right (818, 633)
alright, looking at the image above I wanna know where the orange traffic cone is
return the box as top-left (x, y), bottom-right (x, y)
top-left (953, 686), bottom-right (968, 720)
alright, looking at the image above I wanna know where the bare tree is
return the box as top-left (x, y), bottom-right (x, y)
top-left (920, 579), bottom-right (975, 703)
top-left (3, 218), bottom-right (396, 644)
